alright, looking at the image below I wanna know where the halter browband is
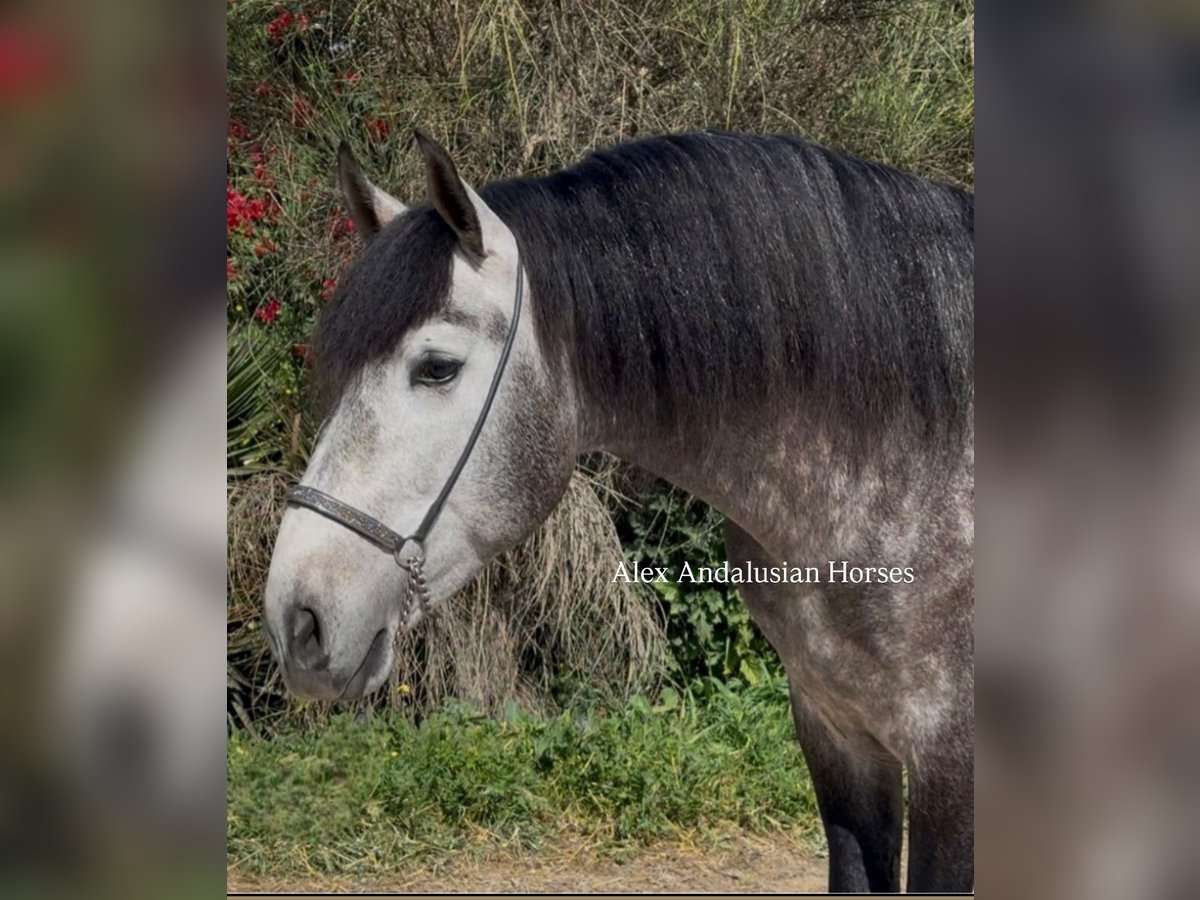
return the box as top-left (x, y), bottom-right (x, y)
top-left (285, 254), bottom-right (525, 625)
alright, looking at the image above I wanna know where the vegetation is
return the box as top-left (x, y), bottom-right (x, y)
top-left (228, 676), bottom-right (818, 875)
top-left (619, 483), bottom-right (782, 684)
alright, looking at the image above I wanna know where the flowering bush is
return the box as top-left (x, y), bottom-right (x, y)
top-left (266, 4), bottom-right (309, 46)
top-left (253, 297), bottom-right (282, 324)
top-left (227, 2), bottom-right (398, 464)
top-left (226, 108), bottom-right (305, 467)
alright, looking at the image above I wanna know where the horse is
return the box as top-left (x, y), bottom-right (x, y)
top-left (262, 129), bottom-right (974, 892)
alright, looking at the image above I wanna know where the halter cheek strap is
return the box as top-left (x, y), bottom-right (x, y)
top-left (285, 255), bottom-right (524, 627)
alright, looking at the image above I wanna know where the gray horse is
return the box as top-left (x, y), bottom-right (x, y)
top-left (263, 130), bottom-right (974, 892)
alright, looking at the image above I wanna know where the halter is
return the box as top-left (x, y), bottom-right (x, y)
top-left (285, 255), bottom-right (524, 628)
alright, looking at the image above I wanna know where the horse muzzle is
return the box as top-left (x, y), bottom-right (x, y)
top-left (267, 600), bottom-right (393, 701)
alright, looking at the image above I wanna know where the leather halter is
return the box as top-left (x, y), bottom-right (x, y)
top-left (285, 255), bottom-right (525, 626)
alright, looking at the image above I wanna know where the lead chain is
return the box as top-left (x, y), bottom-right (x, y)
top-left (408, 556), bottom-right (431, 617)
top-left (397, 554), bottom-right (433, 628)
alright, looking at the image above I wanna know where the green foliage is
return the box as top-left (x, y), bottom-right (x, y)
top-left (228, 678), bottom-right (815, 875)
top-left (227, 324), bottom-right (294, 477)
top-left (617, 486), bottom-right (781, 684)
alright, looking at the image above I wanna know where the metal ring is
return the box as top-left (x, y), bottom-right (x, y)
top-left (394, 538), bottom-right (425, 571)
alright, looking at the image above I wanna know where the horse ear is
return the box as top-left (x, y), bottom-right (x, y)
top-left (337, 141), bottom-right (407, 240)
top-left (414, 130), bottom-right (509, 261)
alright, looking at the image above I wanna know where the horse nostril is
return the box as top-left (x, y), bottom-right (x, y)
top-left (294, 607), bottom-right (316, 643)
top-left (287, 605), bottom-right (330, 672)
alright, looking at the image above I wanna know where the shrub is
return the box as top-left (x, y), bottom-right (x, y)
top-left (616, 483), bottom-right (781, 684)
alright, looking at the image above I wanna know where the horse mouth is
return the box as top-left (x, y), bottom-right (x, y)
top-left (337, 628), bottom-right (390, 701)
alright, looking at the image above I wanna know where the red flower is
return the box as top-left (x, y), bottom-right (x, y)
top-left (226, 187), bottom-right (251, 232)
top-left (254, 81), bottom-right (275, 98)
top-left (227, 258), bottom-right (238, 281)
top-left (266, 8), bottom-right (295, 45)
top-left (291, 96), bottom-right (315, 127)
top-left (266, 6), bottom-right (310, 44)
top-left (228, 119), bottom-right (251, 142)
top-left (366, 115), bottom-right (389, 143)
top-left (253, 237), bottom-right (276, 258)
top-left (254, 297), bottom-right (282, 324)
top-left (339, 70), bottom-right (361, 85)
top-left (249, 147), bottom-right (274, 185)
top-left (320, 277), bottom-right (337, 301)
top-left (226, 185), bottom-right (276, 235)
top-left (292, 344), bottom-right (315, 366)
top-left (329, 211), bottom-right (356, 239)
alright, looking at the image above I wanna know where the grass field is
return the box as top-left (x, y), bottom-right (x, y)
top-left (228, 678), bottom-right (820, 877)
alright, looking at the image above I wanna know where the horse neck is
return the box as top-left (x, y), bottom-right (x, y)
top-left (507, 143), bottom-right (972, 557)
top-left (579, 391), bottom-right (969, 564)
top-left (571, 374), bottom-right (827, 557)
top-left (560, 325), bottom-right (971, 563)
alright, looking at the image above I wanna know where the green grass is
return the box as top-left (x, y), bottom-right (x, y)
top-left (227, 678), bottom-right (819, 876)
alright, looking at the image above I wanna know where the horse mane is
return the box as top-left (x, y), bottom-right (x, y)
top-left (314, 131), bottom-right (974, 456)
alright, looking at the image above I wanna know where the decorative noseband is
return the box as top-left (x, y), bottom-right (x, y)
top-left (285, 254), bottom-right (525, 627)
top-left (284, 485), bottom-right (420, 565)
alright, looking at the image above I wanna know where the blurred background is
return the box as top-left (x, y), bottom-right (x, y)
top-left (979, 5), bottom-right (1200, 898)
top-left (0, 0), bottom-right (1195, 896)
top-left (0, 0), bottom-right (225, 897)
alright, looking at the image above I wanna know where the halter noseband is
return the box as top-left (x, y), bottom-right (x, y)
top-left (285, 254), bottom-right (525, 628)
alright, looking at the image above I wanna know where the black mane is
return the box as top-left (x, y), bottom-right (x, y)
top-left (314, 131), bottom-right (973, 454)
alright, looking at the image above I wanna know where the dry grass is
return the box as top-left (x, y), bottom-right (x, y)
top-left (227, 472), bottom-right (291, 732)
top-left (229, 1), bottom-right (973, 233)
top-left (228, 826), bottom-right (828, 894)
top-left (226, 459), bottom-right (665, 730)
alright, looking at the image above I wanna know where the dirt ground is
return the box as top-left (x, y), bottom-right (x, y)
top-left (228, 830), bottom-right (829, 894)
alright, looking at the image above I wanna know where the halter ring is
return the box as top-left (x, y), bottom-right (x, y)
top-left (394, 538), bottom-right (425, 571)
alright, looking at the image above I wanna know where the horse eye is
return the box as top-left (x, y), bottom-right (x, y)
top-left (414, 356), bottom-right (462, 385)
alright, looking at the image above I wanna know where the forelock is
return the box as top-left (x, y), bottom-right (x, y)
top-left (310, 207), bottom-right (458, 418)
